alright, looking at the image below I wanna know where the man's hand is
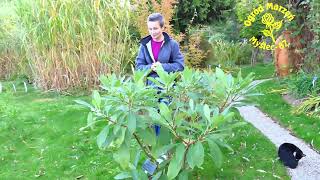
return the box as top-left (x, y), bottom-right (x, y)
top-left (151, 62), bottom-right (161, 72)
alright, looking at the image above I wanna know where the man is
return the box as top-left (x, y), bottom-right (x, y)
top-left (135, 13), bottom-right (184, 86)
top-left (135, 13), bottom-right (184, 136)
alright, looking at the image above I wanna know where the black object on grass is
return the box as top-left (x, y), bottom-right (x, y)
top-left (278, 143), bottom-right (306, 169)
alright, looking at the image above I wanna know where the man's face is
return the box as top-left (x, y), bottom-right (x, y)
top-left (147, 21), bottom-right (164, 40)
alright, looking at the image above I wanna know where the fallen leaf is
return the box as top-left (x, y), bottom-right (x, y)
top-left (242, 157), bottom-right (250, 162)
top-left (273, 174), bottom-right (281, 179)
top-left (76, 175), bottom-right (84, 179)
top-left (257, 169), bottom-right (267, 173)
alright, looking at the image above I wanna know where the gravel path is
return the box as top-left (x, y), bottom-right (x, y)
top-left (238, 106), bottom-right (320, 180)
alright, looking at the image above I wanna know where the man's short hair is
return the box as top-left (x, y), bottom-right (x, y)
top-left (147, 13), bottom-right (165, 28)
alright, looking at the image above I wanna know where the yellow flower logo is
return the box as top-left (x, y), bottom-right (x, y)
top-left (261, 13), bottom-right (282, 43)
top-left (262, 13), bottom-right (274, 27)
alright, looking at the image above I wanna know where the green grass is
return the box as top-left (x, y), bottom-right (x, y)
top-left (0, 89), bottom-right (118, 179)
top-left (253, 80), bottom-right (320, 151)
top-left (0, 85), bottom-right (289, 179)
top-left (197, 112), bottom-right (289, 179)
top-left (237, 63), bottom-right (275, 80)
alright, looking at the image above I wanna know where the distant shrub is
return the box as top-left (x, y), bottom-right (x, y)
top-left (207, 40), bottom-right (252, 68)
top-left (286, 71), bottom-right (320, 98)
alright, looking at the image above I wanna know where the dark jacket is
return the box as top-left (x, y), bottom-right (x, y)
top-left (135, 32), bottom-right (184, 85)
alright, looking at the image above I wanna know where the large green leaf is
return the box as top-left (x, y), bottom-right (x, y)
top-left (128, 113), bottom-right (136, 134)
top-left (174, 111), bottom-right (186, 127)
top-left (208, 134), bottom-right (234, 152)
top-left (156, 65), bottom-right (169, 84)
top-left (182, 67), bottom-right (192, 81)
top-left (186, 142), bottom-right (204, 169)
top-left (157, 127), bottom-right (172, 145)
top-left (226, 74), bottom-right (234, 88)
top-left (114, 127), bottom-right (127, 147)
top-left (207, 139), bottom-right (223, 168)
top-left (178, 169), bottom-right (190, 180)
top-left (223, 111), bottom-right (234, 121)
top-left (74, 100), bottom-right (94, 110)
top-left (133, 150), bottom-right (141, 167)
top-left (203, 104), bottom-right (211, 122)
top-left (87, 112), bottom-right (94, 129)
top-left (152, 171), bottom-right (163, 180)
top-left (114, 172), bottom-right (132, 179)
top-left (138, 129), bottom-right (156, 146)
top-left (155, 144), bottom-right (176, 157)
top-left (215, 67), bottom-right (225, 81)
top-left (212, 115), bottom-right (225, 127)
top-left (97, 126), bottom-right (109, 149)
top-left (92, 90), bottom-right (101, 108)
top-left (113, 113), bottom-right (126, 134)
top-left (133, 69), bottom-right (150, 83)
top-left (147, 77), bottom-right (165, 89)
top-left (136, 169), bottom-right (149, 180)
top-left (113, 143), bottom-right (130, 169)
top-left (167, 144), bottom-right (186, 179)
top-left (159, 103), bottom-right (172, 121)
top-left (148, 108), bottom-right (161, 122)
top-left (159, 173), bottom-right (169, 180)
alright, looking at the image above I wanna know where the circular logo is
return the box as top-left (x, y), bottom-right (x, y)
top-left (244, 3), bottom-right (295, 50)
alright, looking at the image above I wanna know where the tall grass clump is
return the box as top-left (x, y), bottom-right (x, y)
top-left (15, 0), bottom-right (133, 91)
top-left (207, 40), bottom-right (252, 68)
top-left (0, 1), bottom-right (27, 80)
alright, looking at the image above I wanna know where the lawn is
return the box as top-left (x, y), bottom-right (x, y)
top-left (237, 63), bottom-right (275, 80)
top-left (253, 80), bottom-right (320, 151)
top-left (236, 63), bottom-right (320, 150)
top-left (0, 83), bottom-right (289, 179)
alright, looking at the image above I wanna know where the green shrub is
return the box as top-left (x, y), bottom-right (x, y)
top-left (286, 71), bottom-right (320, 98)
top-left (207, 40), bottom-right (252, 68)
top-left (76, 66), bottom-right (261, 179)
top-left (173, 0), bottom-right (235, 32)
top-left (182, 28), bottom-right (208, 68)
top-left (293, 95), bottom-right (320, 117)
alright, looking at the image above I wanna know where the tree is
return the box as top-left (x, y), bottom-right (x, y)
top-left (173, 0), bottom-right (234, 33)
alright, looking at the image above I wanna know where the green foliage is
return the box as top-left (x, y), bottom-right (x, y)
top-left (204, 20), bottom-right (241, 42)
top-left (207, 40), bottom-right (252, 68)
top-left (173, 0), bottom-right (235, 32)
top-left (77, 66), bottom-right (262, 179)
top-left (0, 84), bottom-right (289, 179)
top-left (235, 0), bottom-right (264, 38)
top-left (236, 63), bottom-right (275, 80)
top-left (293, 95), bottom-right (320, 117)
top-left (303, 0), bottom-right (320, 72)
top-left (0, 1), bottom-right (27, 80)
top-left (182, 29), bottom-right (207, 68)
top-left (252, 80), bottom-right (320, 150)
top-left (200, 19), bottom-right (253, 68)
top-left (15, 0), bottom-right (134, 90)
top-left (285, 71), bottom-right (320, 98)
top-left (236, 0), bottom-right (289, 39)
top-left (308, 0), bottom-right (320, 51)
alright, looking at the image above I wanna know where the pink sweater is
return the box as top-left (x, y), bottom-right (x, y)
top-left (151, 38), bottom-right (163, 62)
